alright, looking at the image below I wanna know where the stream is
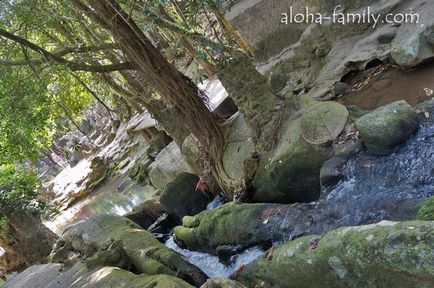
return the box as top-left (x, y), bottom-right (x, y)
top-left (163, 113), bottom-right (434, 276)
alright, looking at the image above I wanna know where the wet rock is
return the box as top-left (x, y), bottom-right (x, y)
top-left (160, 173), bottom-right (211, 220)
top-left (235, 221), bottom-right (434, 288)
top-left (148, 142), bottom-right (194, 189)
top-left (320, 141), bottom-right (363, 188)
top-left (125, 196), bottom-right (166, 229)
top-left (417, 196), bottom-right (434, 221)
top-left (355, 100), bottom-right (419, 155)
top-left (201, 278), bottom-right (247, 288)
top-left (148, 213), bottom-right (179, 242)
top-left (5, 262), bottom-right (195, 288)
top-left (49, 215), bottom-right (207, 286)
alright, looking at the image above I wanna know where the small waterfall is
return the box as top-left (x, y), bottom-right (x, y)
top-left (165, 237), bottom-right (264, 278)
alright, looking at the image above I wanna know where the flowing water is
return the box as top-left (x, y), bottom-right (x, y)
top-left (165, 237), bottom-right (264, 278)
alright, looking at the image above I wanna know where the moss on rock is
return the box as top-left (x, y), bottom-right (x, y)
top-left (417, 197), bottom-right (434, 221)
top-left (5, 262), bottom-right (195, 288)
top-left (355, 101), bottom-right (419, 155)
top-left (174, 203), bottom-right (269, 253)
top-left (236, 220), bottom-right (434, 288)
top-left (252, 136), bottom-right (328, 203)
top-left (49, 215), bottom-right (207, 286)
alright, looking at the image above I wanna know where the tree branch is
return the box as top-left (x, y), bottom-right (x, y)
top-left (0, 28), bottom-right (136, 72)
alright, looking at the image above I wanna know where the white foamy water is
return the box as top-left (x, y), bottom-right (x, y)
top-left (165, 237), bottom-right (264, 278)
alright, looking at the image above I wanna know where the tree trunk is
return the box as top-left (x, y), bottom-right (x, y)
top-left (83, 0), bottom-right (231, 193)
top-left (0, 211), bottom-right (58, 272)
top-left (218, 56), bottom-right (281, 148)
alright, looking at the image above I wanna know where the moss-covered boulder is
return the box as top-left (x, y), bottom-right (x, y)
top-left (125, 196), bottom-right (166, 229)
top-left (49, 215), bottom-right (207, 286)
top-left (236, 221), bottom-right (434, 288)
top-left (160, 172), bottom-right (211, 220)
top-left (418, 196), bottom-right (434, 221)
top-left (174, 202), bottom-right (287, 254)
top-left (201, 278), bottom-right (247, 288)
top-left (4, 262), bottom-right (195, 288)
top-left (252, 136), bottom-right (329, 203)
top-left (355, 101), bottom-right (419, 155)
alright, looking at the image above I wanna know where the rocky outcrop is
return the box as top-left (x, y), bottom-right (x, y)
top-left (148, 142), bottom-right (194, 189)
top-left (0, 211), bottom-right (58, 273)
top-left (235, 221), bottom-right (434, 288)
top-left (4, 262), bottom-right (195, 288)
top-left (391, 0), bottom-right (434, 67)
top-left (49, 215), bottom-right (207, 286)
top-left (124, 196), bottom-right (166, 229)
top-left (160, 173), bottom-right (211, 220)
top-left (356, 100), bottom-right (418, 155)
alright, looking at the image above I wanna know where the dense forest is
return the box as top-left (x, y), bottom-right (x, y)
top-left (0, 0), bottom-right (433, 287)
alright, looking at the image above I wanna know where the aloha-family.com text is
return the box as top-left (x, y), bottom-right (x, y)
top-left (281, 5), bottom-right (420, 28)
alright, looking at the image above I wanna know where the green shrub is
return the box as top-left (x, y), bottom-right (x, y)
top-left (0, 164), bottom-right (45, 216)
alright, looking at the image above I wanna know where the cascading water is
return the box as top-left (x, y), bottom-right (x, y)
top-left (165, 237), bottom-right (263, 278)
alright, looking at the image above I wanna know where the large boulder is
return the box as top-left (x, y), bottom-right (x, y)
top-left (252, 136), bottom-right (329, 203)
top-left (4, 262), bottom-right (194, 288)
top-left (124, 196), bottom-right (166, 229)
top-left (148, 142), bottom-right (194, 189)
top-left (355, 101), bottom-right (418, 155)
top-left (236, 221), bottom-right (434, 288)
top-left (160, 173), bottom-right (211, 220)
top-left (391, 0), bottom-right (434, 67)
top-left (49, 215), bottom-right (207, 287)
